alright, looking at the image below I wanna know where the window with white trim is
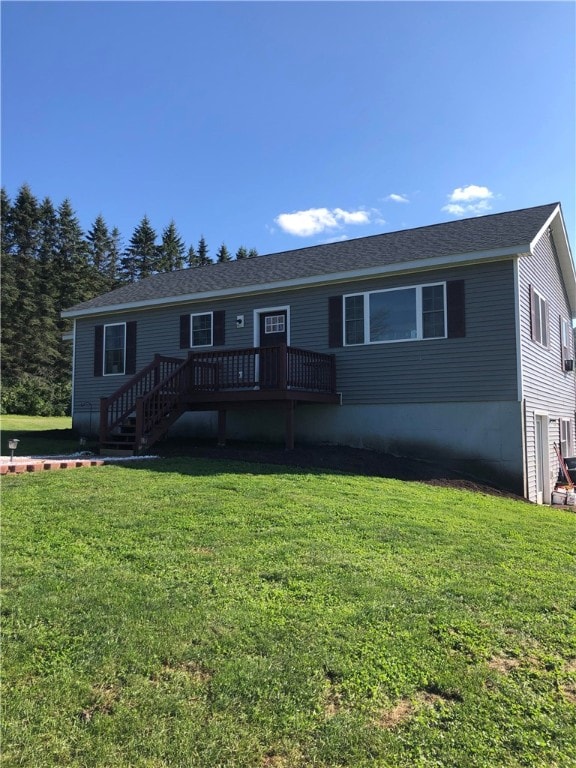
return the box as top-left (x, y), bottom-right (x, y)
top-left (191, 312), bottom-right (213, 347)
top-left (532, 290), bottom-right (548, 346)
top-left (104, 323), bottom-right (126, 375)
top-left (560, 419), bottom-right (572, 458)
top-left (561, 317), bottom-right (572, 366)
top-left (344, 283), bottom-right (446, 346)
top-left (264, 314), bottom-right (286, 334)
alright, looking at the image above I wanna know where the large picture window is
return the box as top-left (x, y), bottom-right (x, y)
top-left (104, 323), bottom-right (126, 375)
top-left (344, 283), bottom-right (446, 346)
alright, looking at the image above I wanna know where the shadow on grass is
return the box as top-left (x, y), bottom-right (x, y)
top-left (113, 438), bottom-right (525, 499)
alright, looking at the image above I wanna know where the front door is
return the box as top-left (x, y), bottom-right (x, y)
top-left (259, 310), bottom-right (288, 388)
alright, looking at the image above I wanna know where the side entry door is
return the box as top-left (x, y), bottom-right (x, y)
top-left (259, 310), bottom-right (288, 388)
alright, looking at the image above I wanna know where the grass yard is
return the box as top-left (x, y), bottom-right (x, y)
top-left (2, 456), bottom-right (576, 767)
top-left (1, 414), bottom-right (83, 457)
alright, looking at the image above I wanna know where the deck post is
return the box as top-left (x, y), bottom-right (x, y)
top-left (135, 397), bottom-right (144, 451)
top-left (217, 409), bottom-right (227, 447)
top-left (285, 401), bottom-right (295, 450)
top-left (99, 397), bottom-right (109, 444)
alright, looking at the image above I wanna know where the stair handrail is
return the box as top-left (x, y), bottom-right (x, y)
top-left (99, 354), bottom-right (184, 443)
top-left (137, 355), bottom-right (195, 443)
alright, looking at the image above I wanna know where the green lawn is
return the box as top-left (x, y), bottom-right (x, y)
top-left (2, 456), bottom-right (576, 767)
top-left (1, 414), bottom-right (84, 457)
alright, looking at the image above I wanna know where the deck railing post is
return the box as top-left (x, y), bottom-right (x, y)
top-left (279, 343), bottom-right (288, 390)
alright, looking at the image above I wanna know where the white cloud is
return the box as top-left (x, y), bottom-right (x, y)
top-left (275, 207), bottom-right (375, 237)
top-left (442, 185), bottom-right (495, 216)
top-left (448, 185), bottom-right (493, 203)
top-left (386, 193), bottom-right (409, 203)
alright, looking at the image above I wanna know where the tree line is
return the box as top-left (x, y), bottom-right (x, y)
top-left (0, 183), bottom-right (259, 416)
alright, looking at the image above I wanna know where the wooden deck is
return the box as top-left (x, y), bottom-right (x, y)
top-left (100, 345), bottom-right (339, 453)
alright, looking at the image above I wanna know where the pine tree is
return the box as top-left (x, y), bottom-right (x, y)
top-left (235, 246), bottom-right (249, 260)
top-left (0, 188), bottom-right (17, 383)
top-left (158, 220), bottom-right (185, 272)
top-left (216, 243), bottom-right (232, 263)
top-left (248, 248), bottom-right (259, 259)
top-left (86, 213), bottom-right (119, 292)
top-left (197, 236), bottom-right (212, 266)
top-left (54, 199), bottom-right (93, 309)
top-left (187, 244), bottom-right (200, 268)
top-left (107, 227), bottom-right (122, 287)
top-left (36, 198), bottom-right (61, 376)
top-left (122, 215), bottom-right (158, 281)
top-left (3, 184), bottom-right (41, 382)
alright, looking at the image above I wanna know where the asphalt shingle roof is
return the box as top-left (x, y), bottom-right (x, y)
top-left (65, 203), bottom-right (559, 315)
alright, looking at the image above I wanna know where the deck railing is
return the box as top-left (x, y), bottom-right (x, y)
top-left (100, 345), bottom-right (337, 451)
top-left (188, 344), bottom-right (336, 393)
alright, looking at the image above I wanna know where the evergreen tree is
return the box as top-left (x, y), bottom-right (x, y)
top-left (158, 220), bottom-right (185, 272)
top-left (187, 243), bottom-right (200, 268)
top-left (216, 243), bottom-right (232, 263)
top-left (235, 246), bottom-right (249, 260)
top-left (36, 198), bottom-right (61, 375)
top-left (122, 215), bottom-right (158, 281)
top-left (107, 227), bottom-right (123, 287)
top-left (0, 188), bottom-right (17, 382)
top-left (3, 184), bottom-right (41, 383)
top-left (248, 248), bottom-right (259, 259)
top-left (54, 199), bottom-right (93, 309)
top-left (197, 235), bottom-right (212, 266)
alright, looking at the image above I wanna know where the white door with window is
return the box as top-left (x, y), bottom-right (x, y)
top-left (535, 414), bottom-right (549, 505)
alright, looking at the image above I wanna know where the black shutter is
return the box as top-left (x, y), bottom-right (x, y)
top-left (328, 296), bottom-right (343, 347)
top-left (447, 280), bottom-right (466, 338)
top-left (180, 314), bottom-right (190, 348)
top-left (94, 325), bottom-right (104, 377)
top-left (125, 321), bottom-right (137, 375)
top-left (213, 310), bottom-right (225, 346)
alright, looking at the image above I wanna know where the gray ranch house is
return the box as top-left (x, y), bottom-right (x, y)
top-left (63, 203), bottom-right (575, 503)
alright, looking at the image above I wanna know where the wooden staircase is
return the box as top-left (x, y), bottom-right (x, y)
top-left (99, 354), bottom-right (191, 455)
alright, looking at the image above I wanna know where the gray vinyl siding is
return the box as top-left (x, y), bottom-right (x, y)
top-left (518, 228), bottom-right (576, 501)
top-left (72, 259), bottom-right (519, 414)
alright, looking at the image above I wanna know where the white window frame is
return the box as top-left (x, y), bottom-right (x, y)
top-left (560, 419), bottom-right (572, 458)
top-left (190, 311), bottom-right (213, 348)
top-left (103, 322), bottom-right (126, 376)
top-left (561, 317), bottom-right (572, 364)
top-left (264, 314), bottom-right (286, 334)
top-left (343, 282), bottom-right (447, 346)
top-left (532, 289), bottom-right (548, 347)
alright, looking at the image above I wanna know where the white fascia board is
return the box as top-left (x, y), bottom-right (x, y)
top-left (530, 205), bottom-right (576, 318)
top-left (62, 244), bottom-right (526, 320)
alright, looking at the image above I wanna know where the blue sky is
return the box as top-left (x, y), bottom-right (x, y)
top-left (2, 1), bottom-right (575, 259)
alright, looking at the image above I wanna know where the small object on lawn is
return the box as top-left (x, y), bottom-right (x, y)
top-left (8, 438), bottom-right (19, 463)
top-left (552, 488), bottom-right (568, 505)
